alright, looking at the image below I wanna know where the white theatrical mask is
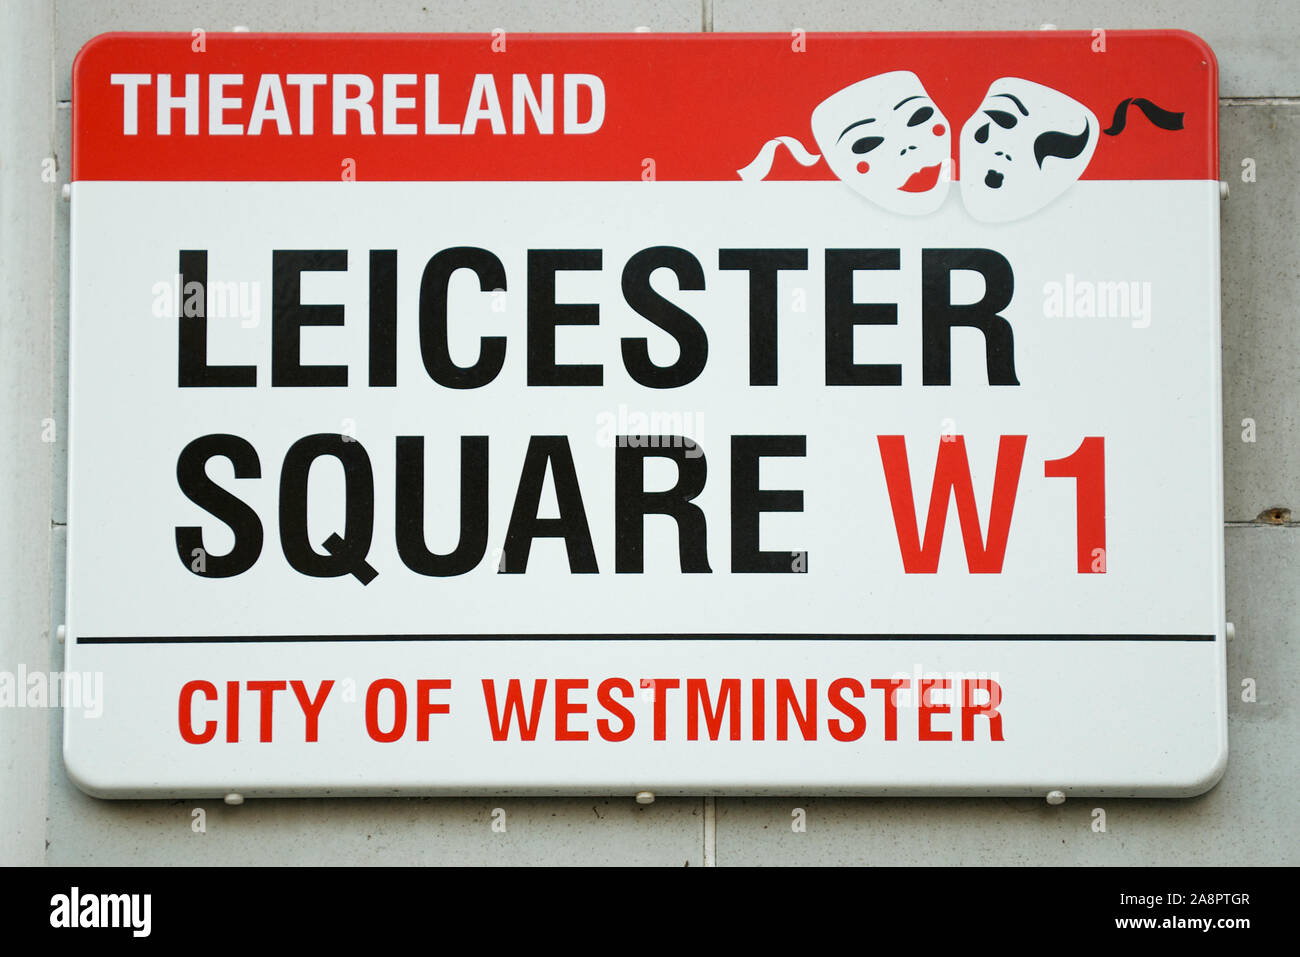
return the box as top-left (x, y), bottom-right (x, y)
top-left (808, 71), bottom-right (953, 216)
top-left (959, 78), bottom-right (1099, 223)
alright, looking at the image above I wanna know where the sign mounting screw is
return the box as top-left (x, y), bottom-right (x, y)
top-left (1046, 790), bottom-right (1066, 805)
top-left (635, 790), bottom-right (655, 805)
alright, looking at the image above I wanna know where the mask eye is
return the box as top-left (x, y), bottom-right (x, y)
top-left (851, 135), bottom-right (884, 154)
top-left (906, 106), bottom-right (935, 127)
top-left (975, 123), bottom-right (990, 144)
top-left (985, 110), bottom-right (1018, 129)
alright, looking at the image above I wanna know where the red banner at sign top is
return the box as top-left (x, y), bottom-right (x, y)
top-left (72, 31), bottom-right (1218, 183)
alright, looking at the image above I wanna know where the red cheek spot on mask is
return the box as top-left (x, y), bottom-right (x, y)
top-left (933, 124), bottom-right (946, 136)
top-left (856, 161), bottom-right (870, 174)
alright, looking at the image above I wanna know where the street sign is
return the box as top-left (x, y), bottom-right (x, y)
top-left (65, 31), bottom-right (1225, 797)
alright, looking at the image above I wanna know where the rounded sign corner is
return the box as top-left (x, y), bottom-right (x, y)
top-left (62, 740), bottom-right (127, 801)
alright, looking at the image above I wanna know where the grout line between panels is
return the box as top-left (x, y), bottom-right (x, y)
top-left (703, 796), bottom-right (717, 866)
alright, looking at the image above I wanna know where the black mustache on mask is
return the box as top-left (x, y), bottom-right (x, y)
top-left (1102, 97), bottom-right (1185, 135)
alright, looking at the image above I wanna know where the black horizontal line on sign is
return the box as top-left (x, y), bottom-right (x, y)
top-left (75, 633), bottom-right (1218, 644)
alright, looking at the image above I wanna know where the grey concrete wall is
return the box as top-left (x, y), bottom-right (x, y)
top-left (2, 0), bottom-right (1296, 866)
top-left (0, 0), bottom-right (55, 869)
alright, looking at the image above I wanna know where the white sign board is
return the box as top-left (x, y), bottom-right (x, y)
top-left (65, 31), bottom-right (1225, 797)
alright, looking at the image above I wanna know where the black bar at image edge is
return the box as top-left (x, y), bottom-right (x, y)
top-left (9, 865), bottom-right (1280, 943)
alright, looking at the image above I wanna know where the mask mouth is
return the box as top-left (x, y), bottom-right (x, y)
top-left (984, 169), bottom-right (1005, 189)
top-left (899, 162), bottom-right (944, 192)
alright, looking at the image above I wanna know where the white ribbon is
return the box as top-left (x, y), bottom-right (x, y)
top-left (736, 136), bottom-right (822, 181)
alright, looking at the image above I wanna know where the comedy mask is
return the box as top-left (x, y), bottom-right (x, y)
top-left (808, 71), bottom-right (953, 216)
